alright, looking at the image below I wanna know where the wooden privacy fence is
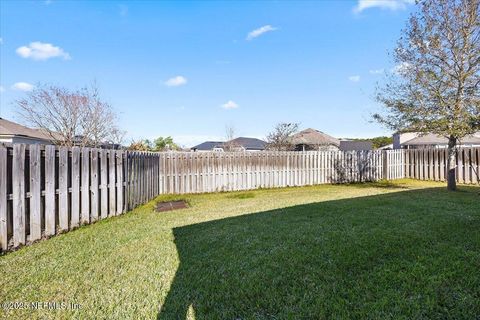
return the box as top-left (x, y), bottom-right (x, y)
top-left (156, 150), bottom-right (404, 194)
top-left (0, 144), bottom-right (160, 251)
top-left (404, 148), bottom-right (480, 184)
top-left (1, 145), bottom-right (478, 252)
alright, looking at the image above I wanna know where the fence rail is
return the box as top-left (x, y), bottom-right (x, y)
top-left (1, 144), bottom-right (478, 252)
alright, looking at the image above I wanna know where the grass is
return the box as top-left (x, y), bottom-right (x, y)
top-left (1, 179), bottom-right (479, 319)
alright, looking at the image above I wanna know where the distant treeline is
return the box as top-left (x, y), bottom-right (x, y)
top-left (346, 136), bottom-right (393, 149)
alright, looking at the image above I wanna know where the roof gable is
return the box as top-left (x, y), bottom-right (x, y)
top-left (0, 118), bottom-right (52, 141)
top-left (228, 137), bottom-right (267, 150)
top-left (402, 133), bottom-right (480, 146)
top-left (291, 128), bottom-right (340, 146)
top-left (191, 141), bottom-right (224, 150)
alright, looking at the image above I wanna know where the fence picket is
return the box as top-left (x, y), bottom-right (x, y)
top-left (116, 150), bottom-right (124, 214)
top-left (58, 147), bottom-right (69, 231)
top-left (90, 149), bottom-right (99, 221)
top-left (109, 150), bottom-right (116, 216)
top-left (29, 145), bottom-right (41, 241)
top-left (81, 148), bottom-right (90, 224)
top-left (0, 144), bottom-right (7, 250)
top-left (100, 150), bottom-right (108, 218)
top-left (45, 145), bottom-right (56, 236)
top-left (12, 144), bottom-right (26, 247)
top-left (71, 147), bottom-right (81, 227)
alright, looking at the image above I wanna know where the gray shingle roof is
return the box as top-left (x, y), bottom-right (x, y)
top-left (192, 137), bottom-right (267, 151)
top-left (402, 133), bottom-right (480, 146)
top-left (191, 141), bottom-right (224, 150)
top-left (0, 117), bottom-right (52, 141)
top-left (339, 140), bottom-right (373, 151)
top-left (227, 137), bottom-right (267, 150)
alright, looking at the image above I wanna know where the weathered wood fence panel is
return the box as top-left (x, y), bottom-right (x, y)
top-left (405, 148), bottom-right (480, 184)
top-left (156, 150), bottom-right (392, 194)
top-left (0, 144), bottom-right (138, 252)
top-left (2, 145), bottom-right (479, 252)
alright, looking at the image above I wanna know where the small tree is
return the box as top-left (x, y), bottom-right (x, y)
top-left (152, 136), bottom-right (180, 151)
top-left (16, 84), bottom-right (123, 148)
top-left (127, 139), bottom-right (152, 151)
top-left (266, 122), bottom-right (299, 151)
top-left (374, 0), bottom-right (480, 191)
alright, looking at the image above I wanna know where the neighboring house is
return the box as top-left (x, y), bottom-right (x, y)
top-left (339, 140), bottom-right (373, 151)
top-left (191, 141), bottom-right (225, 152)
top-left (378, 144), bottom-right (394, 150)
top-left (290, 128), bottom-right (340, 151)
top-left (0, 117), bottom-right (54, 144)
top-left (226, 137), bottom-right (267, 151)
top-left (0, 117), bottom-right (121, 148)
top-left (392, 132), bottom-right (421, 149)
top-left (191, 137), bottom-right (267, 152)
top-left (393, 132), bottom-right (480, 149)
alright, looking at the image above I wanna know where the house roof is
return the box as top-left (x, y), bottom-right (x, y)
top-left (191, 141), bottom-right (224, 150)
top-left (339, 140), bottom-right (373, 151)
top-left (0, 117), bottom-right (52, 141)
top-left (402, 133), bottom-right (480, 146)
top-left (227, 137), bottom-right (267, 150)
top-left (291, 128), bottom-right (340, 147)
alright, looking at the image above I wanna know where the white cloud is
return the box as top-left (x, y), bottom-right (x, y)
top-left (353, 0), bottom-right (414, 13)
top-left (246, 25), bottom-right (277, 41)
top-left (221, 100), bottom-right (239, 109)
top-left (11, 82), bottom-right (35, 91)
top-left (391, 62), bottom-right (411, 75)
top-left (348, 75), bottom-right (361, 82)
top-left (164, 76), bottom-right (187, 87)
top-left (0, 86), bottom-right (5, 93)
top-left (369, 68), bottom-right (384, 74)
top-left (16, 42), bottom-right (70, 61)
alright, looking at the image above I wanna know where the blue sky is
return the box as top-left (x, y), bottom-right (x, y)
top-left (0, 0), bottom-right (415, 147)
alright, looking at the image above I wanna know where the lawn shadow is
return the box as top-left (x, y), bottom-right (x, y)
top-left (157, 187), bottom-right (480, 319)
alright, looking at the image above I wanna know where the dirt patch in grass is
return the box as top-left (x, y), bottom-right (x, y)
top-left (155, 200), bottom-right (189, 212)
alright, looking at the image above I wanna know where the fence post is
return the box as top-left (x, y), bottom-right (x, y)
top-left (0, 144), bottom-right (6, 251)
top-left (383, 150), bottom-right (389, 180)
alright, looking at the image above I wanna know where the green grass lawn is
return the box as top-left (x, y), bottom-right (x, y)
top-left (1, 180), bottom-right (479, 319)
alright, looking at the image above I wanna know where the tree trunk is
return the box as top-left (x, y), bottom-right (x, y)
top-left (447, 136), bottom-right (457, 191)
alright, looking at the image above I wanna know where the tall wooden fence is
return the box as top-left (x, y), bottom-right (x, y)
top-left (0, 144), bottom-right (160, 252)
top-left (404, 148), bottom-right (480, 184)
top-left (155, 150), bottom-right (403, 194)
top-left (1, 145), bottom-right (478, 252)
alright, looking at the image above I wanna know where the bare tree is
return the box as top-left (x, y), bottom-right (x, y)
top-left (266, 122), bottom-right (299, 151)
top-left (223, 124), bottom-right (240, 152)
top-left (16, 84), bottom-right (123, 148)
top-left (374, 0), bottom-right (480, 191)
top-left (82, 85), bottom-right (119, 148)
top-left (108, 127), bottom-right (127, 149)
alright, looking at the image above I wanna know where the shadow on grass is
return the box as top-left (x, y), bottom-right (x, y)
top-left (158, 187), bottom-right (480, 319)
